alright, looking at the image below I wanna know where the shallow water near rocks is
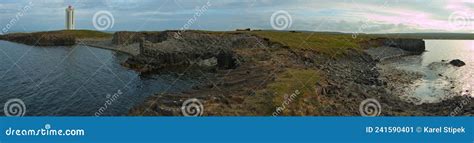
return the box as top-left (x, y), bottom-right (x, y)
top-left (0, 41), bottom-right (197, 116)
top-left (384, 40), bottom-right (474, 103)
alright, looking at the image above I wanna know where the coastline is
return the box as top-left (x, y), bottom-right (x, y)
top-left (123, 31), bottom-right (472, 116)
top-left (1, 30), bottom-right (472, 116)
top-left (79, 38), bottom-right (140, 56)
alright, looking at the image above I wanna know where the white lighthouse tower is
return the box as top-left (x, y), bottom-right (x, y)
top-left (65, 5), bottom-right (75, 30)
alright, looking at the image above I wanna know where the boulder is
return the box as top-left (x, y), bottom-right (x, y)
top-left (449, 59), bottom-right (466, 67)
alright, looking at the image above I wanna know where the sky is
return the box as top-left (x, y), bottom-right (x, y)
top-left (0, 0), bottom-right (473, 33)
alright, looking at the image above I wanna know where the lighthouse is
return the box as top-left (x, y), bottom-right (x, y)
top-left (65, 5), bottom-right (75, 30)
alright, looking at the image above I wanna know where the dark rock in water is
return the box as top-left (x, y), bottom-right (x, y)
top-left (438, 74), bottom-right (443, 77)
top-left (449, 59), bottom-right (466, 67)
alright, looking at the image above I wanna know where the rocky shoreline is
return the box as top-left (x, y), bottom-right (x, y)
top-left (0, 30), bottom-right (111, 47)
top-left (125, 31), bottom-right (472, 116)
top-left (0, 32), bottom-right (76, 46)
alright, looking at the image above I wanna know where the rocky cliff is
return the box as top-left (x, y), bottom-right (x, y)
top-left (361, 38), bottom-right (425, 54)
top-left (123, 31), bottom-right (282, 72)
top-left (112, 31), bottom-right (162, 45)
top-left (112, 32), bottom-right (143, 45)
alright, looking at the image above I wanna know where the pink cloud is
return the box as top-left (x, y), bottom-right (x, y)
top-left (347, 2), bottom-right (473, 32)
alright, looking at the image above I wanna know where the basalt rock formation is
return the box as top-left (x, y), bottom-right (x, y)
top-left (112, 31), bottom-right (143, 45)
top-left (123, 31), bottom-right (283, 72)
top-left (361, 38), bottom-right (426, 54)
top-left (112, 31), bottom-right (162, 46)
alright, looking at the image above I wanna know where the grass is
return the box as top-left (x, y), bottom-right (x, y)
top-left (255, 68), bottom-right (327, 116)
top-left (35, 30), bottom-right (112, 39)
top-left (191, 30), bottom-right (374, 57)
top-left (266, 68), bottom-right (320, 97)
top-left (5, 30), bottom-right (113, 39)
top-left (247, 31), bottom-right (369, 57)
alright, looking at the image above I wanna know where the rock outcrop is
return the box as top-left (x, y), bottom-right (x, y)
top-left (112, 31), bottom-right (143, 45)
top-left (362, 38), bottom-right (426, 61)
top-left (112, 31), bottom-right (162, 46)
top-left (384, 38), bottom-right (425, 53)
top-left (362, 38), bottom-right (425, 54)
top-left (124, 31), bottom-right (277, 71)
top-left (1, 33), bottom-right (76, 46)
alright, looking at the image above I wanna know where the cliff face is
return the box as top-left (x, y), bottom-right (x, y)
top-left (361, 38), bottom-right (425, 54)
top-left (1, 33), bottom-right (76, 46)
top-left (383, 38), bottom-right (425, 53)
top-left (112, 32), bottom-right (143, 45)
top-left (124, 31), bottom-right (280, 71)
top-left (112, 31), bottom-right (162, 45)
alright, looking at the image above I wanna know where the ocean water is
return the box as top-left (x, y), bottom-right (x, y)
top-left (384, 40), bottom-right (474, 103)
top-left (0, 41), bottom-right (196, 116)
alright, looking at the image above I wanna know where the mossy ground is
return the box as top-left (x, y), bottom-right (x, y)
top-left (199, 30), bottom-right (371, 57)
top-left (250, 31), bottom-right (370, 57)
top-left (258, 68), bottom-right (329, 116)
top-left (5, 30), bottom-right (113, 39)
top-left (38, 30), bottom-right (113, 39)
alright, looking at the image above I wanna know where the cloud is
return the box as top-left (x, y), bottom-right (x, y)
top-left (0, 0), bottom-right (472, 33)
